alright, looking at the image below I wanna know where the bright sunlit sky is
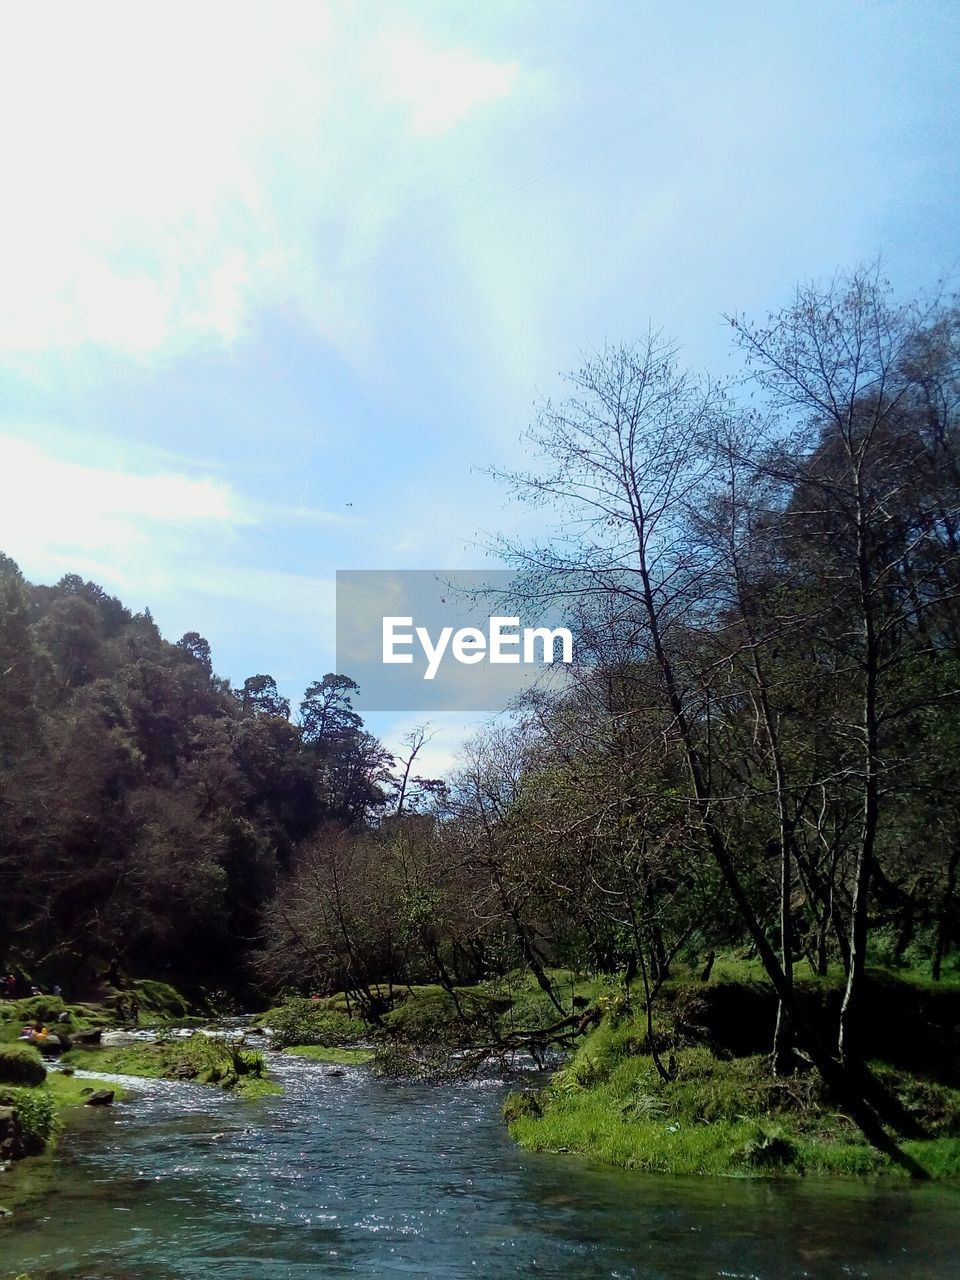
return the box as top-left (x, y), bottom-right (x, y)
top-left (1, 1), bottom-right (958, 775)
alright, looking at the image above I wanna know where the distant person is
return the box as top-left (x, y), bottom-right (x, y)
top-left (2, 974), bottom-right (15, 999)
top-left (52, 983), bottom-right (62, 998)
top-left (129, 995), bottom-right (140, 1022)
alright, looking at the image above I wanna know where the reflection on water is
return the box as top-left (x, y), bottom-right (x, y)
top-left (3, 1052), bottom-right (960, 1278)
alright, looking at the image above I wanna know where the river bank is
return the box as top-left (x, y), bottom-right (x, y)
top-left (60, 1033), bottom-right (281, 1100)
top-left (503, 969), bottom-right (960, 1179)
top-left (5, 1047), bottom-right (960, 1279)
top-left (5, 965), bottom-right (960, 1197)
top-left (4, 972), bottom-right (960, 1277)
top-left (255, 967), bottom-right (960, 1181)
top-left (0, 982), bottom-right (254, 1187)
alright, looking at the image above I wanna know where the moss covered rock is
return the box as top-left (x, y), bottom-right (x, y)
top-left (0, 1043), bottom-right (47, 1086)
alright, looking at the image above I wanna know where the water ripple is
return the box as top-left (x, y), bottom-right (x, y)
top-left (3, 1049), bottom-right (960, 1278)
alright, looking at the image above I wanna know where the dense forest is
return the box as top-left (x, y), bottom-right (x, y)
top-left (0, 568), bottom-right (414, 998)
top-left (2, 270), bottom-right (959, 1105)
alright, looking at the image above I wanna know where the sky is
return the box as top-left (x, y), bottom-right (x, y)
top-left (1, 0), bottom-right (958, 777)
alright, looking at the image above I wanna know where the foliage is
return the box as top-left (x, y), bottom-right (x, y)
top-left (61, 1034), bottom-right (278, 1098)
top-left (369, 1040), bottom-right (458, 1081)
top-left (4, 271), bottom-right (960, 1178)
top-left (0, 554), bottom-right (392, 997)
top-left (132, 980), bottom-right (191, 1019)
top-left (265, 997), bottom-right (367, 1050)
top-left (383, 989), bottom-right (480, 1043)
top-left (0, 1085), bottom-right (56, 1153)
top-left (502, 1091), bottom-right (543, 1124)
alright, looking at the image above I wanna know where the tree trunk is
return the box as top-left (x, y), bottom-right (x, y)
top-left (932, 842), bottom-right (960, 981)
top-left (839, 481), bottom-right (881, 1068)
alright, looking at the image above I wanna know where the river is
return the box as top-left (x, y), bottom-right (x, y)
top-left (3, 1049), bottom-right (960, 1278)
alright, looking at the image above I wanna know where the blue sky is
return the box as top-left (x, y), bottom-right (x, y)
top-left (1, 1), bottom-right (957, 775)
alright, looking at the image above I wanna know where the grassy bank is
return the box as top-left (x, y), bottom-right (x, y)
top-left (61, 1036), bottom-right (281, 1100)
top-left (283, 1045), bottom-right (375, 1066)
top-left (0, 979), bottom-right (193, 1045)
top-left (0, 1071), bottom-right (132, 1221)
top-left (504, 971), bottom-right (960, 1179)
top-left (0, 1042), bottom-right (130, 1214)
top-left (260, 972), bottom-right (588, 1055)
top-left (0, 978), bottom-right (281, 1192)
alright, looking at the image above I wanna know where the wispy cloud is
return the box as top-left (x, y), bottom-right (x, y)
top-left (0, 433), bottom-right (342, 689)
top-left (0, 5), bottom-right (523, 361)
top-left (0, 434), bottom-right (250, 583)
top-left (372, 31), bottom-right (517, 136)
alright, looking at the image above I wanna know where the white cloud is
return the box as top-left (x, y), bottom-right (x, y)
top-left (0, 5), bottom-right (522, 360)
top-left (0, 434), bottom-right (250, 580)
top-left (0, 4), bottom-right (307, 355)
top-left (373, 32), bottom-right (517, 136)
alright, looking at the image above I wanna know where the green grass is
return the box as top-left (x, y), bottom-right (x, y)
top-left (0, 998), bottom-right (110, 1044)
top-left (0, 1073), bottom-right (131, 1218)
top-left (283, 1045), bottom-right (375, 1065)
top-left (0, 1085), bottom-right (56, 1156)
top-left (0, 978), bottom-right (193, 1046)
top-left (229, 1074), bottom-right (282, 1100)
top-left (61, 1036), bottom-right (281, 1099)
top-left (45, 1072), bottom-right (128, 1111)
top-left (263, 972), bottom-right (605, 1051)
top-left (505, 989), bottom-right (960, 1179)
top-left (506, 1048), bottom-right (895, 1177)
top-left (0, 1070), bottom-right (129, 1168)
top-left (61, 1042), bottom-right (179, 1079)
top-left (260, 997), bottom-right (368, 1050)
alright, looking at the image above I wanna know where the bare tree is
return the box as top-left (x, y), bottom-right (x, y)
top-left (729, 268), bottom-right (960, 1065)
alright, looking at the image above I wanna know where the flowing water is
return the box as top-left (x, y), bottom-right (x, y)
top-left (3, 1049), bottom-right (960, 1279)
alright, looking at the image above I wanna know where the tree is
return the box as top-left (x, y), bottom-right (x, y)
top-left (176, 631), bottom-right (213, 672)
top-left (237, 674), bottom-right (290, 720)
top-left (729, 268), bottom-right (960, 1064)
top-left (488, 308), bottom-right (956, 1172)
top-left (299, 674), bottom-right (362, 742)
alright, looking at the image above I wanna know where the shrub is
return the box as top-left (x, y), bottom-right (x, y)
top-left (182, 1035), bottom-right (266, 1082)
top-left (739, 1126), bottom-right (797, 1169)
top-left (369, 1040), bottom-right (452, 1080)
top-left (132, 980), bottom-right (191, 1018)
top-left (382, 990), bottom-right (464, 1043)
top-left (382, 988), bottom-right (501, 1044)
top-left (228, 1046), bottom-right (266, 1078)
top-left (8, 996), bottom-right (67, 1025)
top-left (494, 985), bottom-right (561, 1036)
top-left (267, 998), bottom-right (366, 1049)
top-left (370, 1041), bottom-right (421, 1078)
top-left (0, 1085), bottom-right (56, 1153)
top-left (503, 1090), bottom-right (543, 1124)
top-left (0, 1043), bottom-right (47, 1086)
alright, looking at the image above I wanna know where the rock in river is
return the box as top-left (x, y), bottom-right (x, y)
top-left (83, 1090), bottom-right (115, 1107)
